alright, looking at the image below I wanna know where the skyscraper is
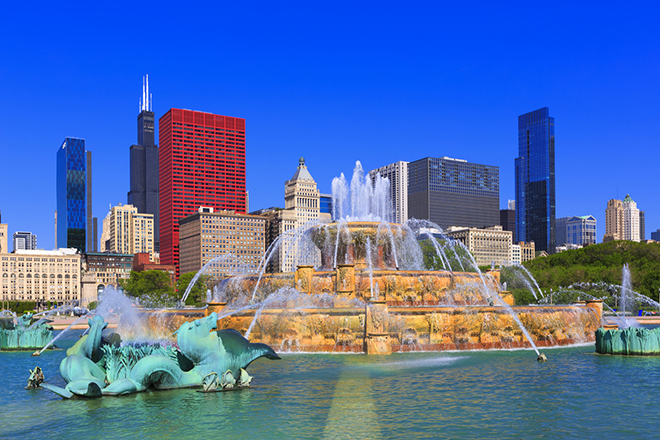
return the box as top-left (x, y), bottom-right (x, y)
top-left (128, 75), bottom-right (160, 252)
top-left (622, 194), bottom-right (640, 242)
top-left (261, 158), bottom-right (331, 273)
top-left (500, 199), bottom-right (516, 242)
top-left (56, 137), bottom-right (88, 252)
top-left (408, 156), bottom-right (499, 229)
top-left (86, 151), bottom-right (97, 252)
top-left (101, 203), bottom-right (154, 256)
top-left (604, 195), bottom-right (642, 242)
top-left (515, 107), bottom-right (556, 252)
top-left (555, 217), bottom-right (569, 246)
top-left (368, 161), bottom-right (409, 224)
top-left (13, 231), bottom-right (37, 251)
top-left (604, 199), bottom-right (624, 242)
top-left (159, 108), bottom-right (247, 274)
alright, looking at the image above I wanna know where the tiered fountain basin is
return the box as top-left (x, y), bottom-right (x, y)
top-left (596, 327), bottom-right (660, 356)
top-left (211, 303), bottom-right (601, 353)
top-left (136, 299), bottom-right (601, 354)
top-left (0, 314), bottom-right (53, 351)
top-left (135, 221), bottom-right (603, 354)
top-left (221, 267), bottom-right (501, 306)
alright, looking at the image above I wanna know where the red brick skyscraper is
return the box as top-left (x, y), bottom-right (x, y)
top-left (159, 109), bottom-right (246, 275)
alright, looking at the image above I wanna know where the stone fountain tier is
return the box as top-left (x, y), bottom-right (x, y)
top-left (596, 327), bottom-right (660, 355)
top-left (222, 265), bottom-right (503, 306)
top-left (136, 302), bottom-right (601, 354)
top-left (310, 221), bottom-right (410, 270)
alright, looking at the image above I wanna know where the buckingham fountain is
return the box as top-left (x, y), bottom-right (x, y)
top-left (26, 161), bottom-right (611, 400)
top-left (169, 161), bottom-right (601, 357)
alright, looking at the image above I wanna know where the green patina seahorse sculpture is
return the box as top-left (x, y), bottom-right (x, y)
top-left (43, 312), bottom-right (279, 398)
top-left (41, 315), bottom-right (108, 398)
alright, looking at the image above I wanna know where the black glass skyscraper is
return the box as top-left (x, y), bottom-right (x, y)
top-left (515, 107), bottom-right (555, 252)
top-left (128, 75), bottom-right (160, 251)
top-left (56, 137), bottom-right (87, 252)
top-left (408, 156), bottom-right (500, 229)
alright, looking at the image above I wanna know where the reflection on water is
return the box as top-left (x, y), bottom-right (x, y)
top-left (2, 330), bottom-right (660, 439)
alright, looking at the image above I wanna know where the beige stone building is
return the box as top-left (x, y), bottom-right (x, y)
top-left (0, 222), bottom-right (7, 254)
top-left (85, 252), bottom-right (134, 294)
top-left (101, 204), bottom-right (154, 256)
top-left (260, 209), bottom-right (299, 273)
top-left (179, 208), bottom-right (266, 279)
top-left (259, 158), bottom-right (331, 273)
top-left (519, 241), bottom-right (536, 262)
top-left (0, 248), bottom-right (81, 305)
top-left (604, 199), bottom-right (624, 242)
top-left (604, 195), bottom-right (641, 243)
top-left (445, 225), bottom-right (513, 267)
top-left (622, 194), bottom-right (640, 242)
top-left (285, 158), bottom-right (322, 226)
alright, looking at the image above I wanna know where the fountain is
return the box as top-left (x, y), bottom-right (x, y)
top-left (177, 161), bottom-right (601, 356)
top-left (594, 263), bottom-right (660, 355)
top-left (0, 311), bottom-right (53, 351)
top-left (41, 161), bottom-right (598, 363)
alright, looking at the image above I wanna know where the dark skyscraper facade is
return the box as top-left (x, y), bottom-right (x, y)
top-left (500, 208), bottom-right (516, 242)
top-left (128, 75), bottom-right (160, 251)
top-left (515, 107), bottom-right (555, 252)
top-left (159, 108), bottom-right (246, 274)
top-left (86, 151), bottom-right (97, 252)
top-left (56, 137), bottom-right (87, 252)
top-left (408, 156), bottom-right (499, 229)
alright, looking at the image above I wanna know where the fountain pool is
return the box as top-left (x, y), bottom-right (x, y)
top-left (3, 329), bottom-right (660, 439)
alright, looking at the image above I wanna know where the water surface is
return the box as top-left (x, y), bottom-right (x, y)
top-left (1, 331), bottom-right (658, 439)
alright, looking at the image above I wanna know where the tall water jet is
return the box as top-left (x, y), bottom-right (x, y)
top-left (620, 263), bottom-right (632, 327)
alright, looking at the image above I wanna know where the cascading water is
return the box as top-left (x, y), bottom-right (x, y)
top-left (38, 314), bottom-right (88, 354)
top-left (366, 236), bottom-right (376, 300)
top-left (514, 264), bottom-right (543, 300)
top-left (181, 254), bottom-right (238, 304)
top-left (445, 232), bottom-right (542, 356)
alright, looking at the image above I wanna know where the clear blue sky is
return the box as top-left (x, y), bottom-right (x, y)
top-left (1, 1), bottom-right (658, 250)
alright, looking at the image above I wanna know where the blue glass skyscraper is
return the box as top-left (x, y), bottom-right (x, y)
top-left (57, 137), bottom-right (87, 252)
top-left (515, 107), bottom-right (555, 252)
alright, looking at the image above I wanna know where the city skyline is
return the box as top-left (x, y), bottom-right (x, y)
top-left (1, 3), bottom-right (659, 249)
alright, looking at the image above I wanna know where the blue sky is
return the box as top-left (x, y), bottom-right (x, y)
top-left (1, 1), bottom-right (659, 250)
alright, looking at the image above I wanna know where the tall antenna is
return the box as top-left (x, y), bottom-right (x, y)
top-left (142, 76), bottom-right (145, 112)
top-left (140, 74), bottom-right (152, 112)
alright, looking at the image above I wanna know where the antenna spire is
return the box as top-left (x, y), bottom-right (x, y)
top-left (139, 75), bottom-right (153, 112)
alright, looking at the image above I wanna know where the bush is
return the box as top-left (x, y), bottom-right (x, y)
top-left (3, 301), bottom-right (37, 315)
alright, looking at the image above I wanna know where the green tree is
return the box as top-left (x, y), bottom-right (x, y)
top-left (119, 270), bottom-right (177, 308)
top-left (176, 272), bottom-right (208, 307)
top-left (521, 240), bottom-right (660, 305)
